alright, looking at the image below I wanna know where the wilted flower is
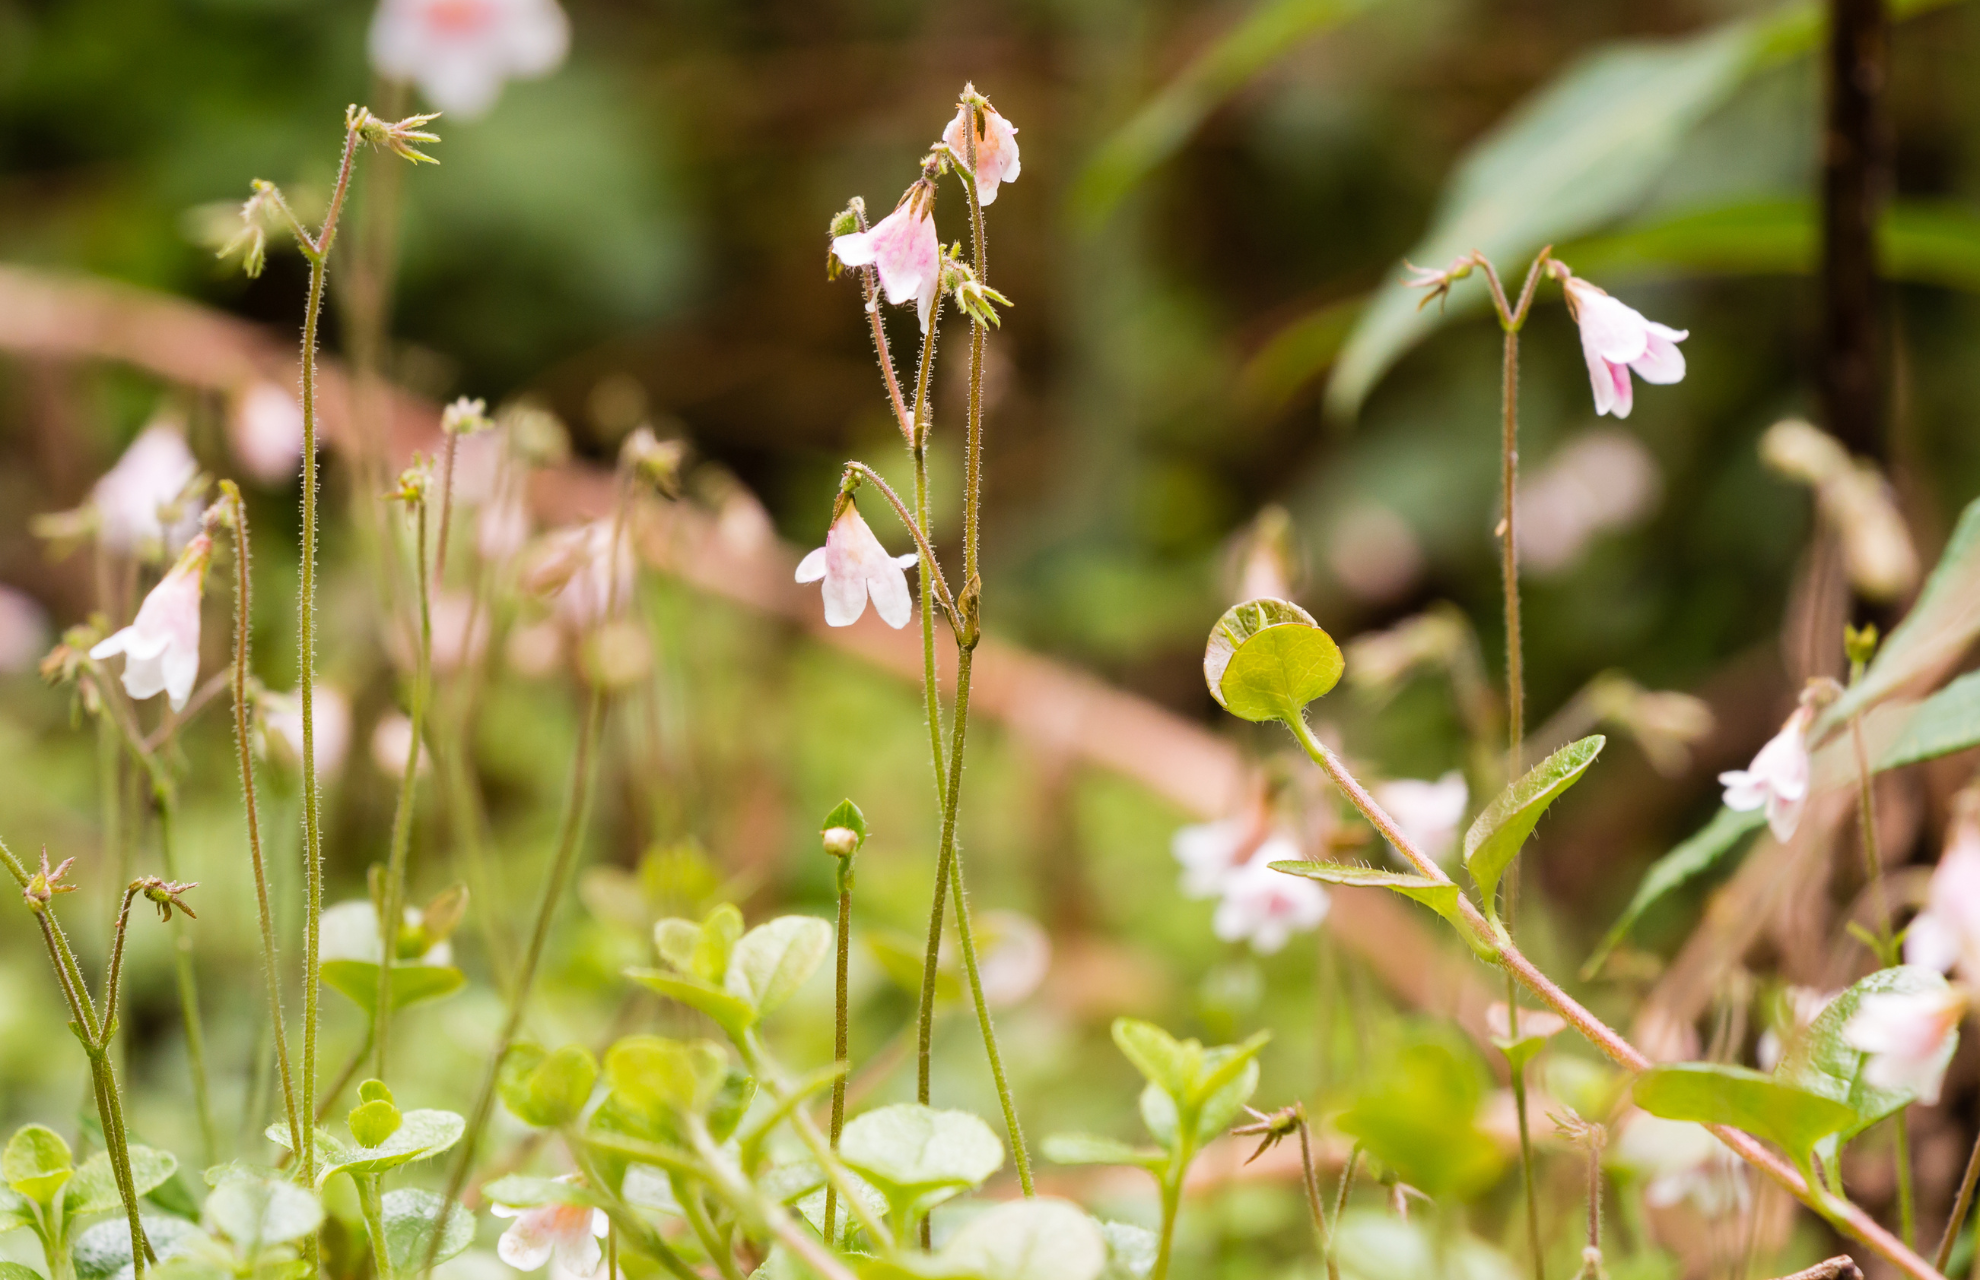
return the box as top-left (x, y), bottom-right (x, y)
top-left (795, 503), bottom-right (918, 630)
top-left (490, 1183), bottom-right (607, 1279)
top-left (22, 850), bottom-right (79, 910)
top-left (1905, 819), bottom-right (1980, 985)
top-left (1372, 772), bottom-right (1468, 866)
top-left (259, 685), bottom-right (353, 777)
top-left (1518, 429), bottom-right (1662, 575)
top-left (1559, 275), bottom-right (1688, 420)
top-left (1612, 1113), bottom-right (1748, 1217)
top-left (90, 534), bottom-right (213, 712)
top-left (229, 383), bottom-right (305, 485)
top-left (1841, 983), bottom-right (1965, 1105)
top-left (943, 97), bottom-right (1021, 205)
top-left (91, 421), bottom-right (202, 555)
top-left (830, 186), bottom-right (941, 334)
top-left (368, 0), bottom-right (569, 120)
top-left (1232, 505), bottom-right (1297, 604)
top-left (1212, 855), bottom-right (1329, 955)
top-left (1719, 704), bottom-right (1813, 842)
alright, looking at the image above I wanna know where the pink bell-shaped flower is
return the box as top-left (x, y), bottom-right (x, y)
top-left (1562, 276), bottom-right (1688, 419)
top-left (795, 503), bottom-right (917, 629)
top-left (368, 0), bottom-right (570, 120)
top-left (1718, 704), bottom-right (1813, 841)
top-left (90, 533), bottom-right (212, 712)
top-left (830, 189), bottom-right (941, 335)
top-left (944, 100), bottom-right (1021, 205)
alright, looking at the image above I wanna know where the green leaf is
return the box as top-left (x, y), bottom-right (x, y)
top-left (820, 800), bottom-right (869, 847)
top-left (1099, 1223), bottom-right (1158, 1280)
top-left (318, 960), bottom-right (465, 1017)
top-left (72, 1215), bottom-right (203, 1280)
top-left (941, 1198), bottom-right (1107, 1280)
top-left (1072, 0), bottom-right (1374, 224)
top-left (1881, 670), bottom-right (1980, 770)
top-left (1268, 862), bottom-right (1470, 935)
top-left (1203, 599), bottom-right (1343, 723)
top-left (838, 1105), bottom-right (1004, 1218)
top-left (1826, 494), bottom-right (1980, 728)
top-left (606, 1036), bottom-right (729, 1123)
top-left (1463, 737), bottom-right (1603, 923)
top-left (1582, 805), bottom-right (1767, 977)
top-left (202, 1178), bottom-right (321, 1248)
top-left (0, 1184), bottom-right (34, 1233)
top-left (623, 969), bottom-right (758, 1040)
top-left (1039, 1134), bottom-right (1164, 1171)
top-left (864, 931), bottom-right (960, 1005)
top-left (1109, 1019), bottom-right (1199, 1100)
top-left (480, 1175), bottom-right (604, 1211)
top-left (0, 1263), bottom-right (45, 1280)
top-left (380, 1190), bottom-right (473, 1273)
top-left (726, 916), bottom-right (833, 1018)
top-left (68, 1147), bottom-right (179, 1216)
top-left (4, 1125), bottom-right (73, 1205)
top-left (1633, 1062), bottom-right (1855, 1162)
top-left (1190, 1053), bottom-right (1261, 1147)
top-left (500, 1044), bottom-right (600, 1128)
top-left (1234, 296), bottom-right (1363, 420)
top-left (308, 1110), bottom-right (464, 1185)
top-left (1776, 966), bottom-right (1958, 1147)
top-left (1336, 1039), bottom-right (1504, 1200)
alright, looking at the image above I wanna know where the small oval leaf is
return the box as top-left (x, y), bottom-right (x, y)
top-left (726, 916), bottom-right (833, 1018)
top-left (1203, 599), bottom-right (1343, 723)
top-left (1632, 1062), bottom-right (1855, 1163)
top-left (1462, 736), bottom-right (1604, 920)
top-left (838, 1104), bottom-right (1004, 1201)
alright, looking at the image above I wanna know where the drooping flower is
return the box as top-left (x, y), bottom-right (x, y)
top-left (260, 685), bottom-right (353, 777)
top-left (1842, 982), bottom-right (1966, 1105)
top-left (943, 100), bottom-right (1021, 205)
top-left (1372, 771), bottom-right (1468, 866)
top-left (1905, 820), bottom-right (1980, 985)
top-left (1718, 704), bottom-right (1813, 842)
top-left (795, 503), bottom-right (918, 629)
top-left (1561, 276), bottom-right (1689, 420)
top-left (89, 534), bottom-right (212, 712)
top-left (830, 189), bottom-right (942, 334)
top-left (229, 383), bottom-right (305, 485)
top-left (1212, 855), bottom-right (1330, 955)
top-left (368, 0), bottom-right (570, 120)
top-left (92, 421), bottom-right (201, 555)
top-left (490, 1180), bottom-right (608, 1279)
top-left (1612, 1113), bottom-right (1749, 1217)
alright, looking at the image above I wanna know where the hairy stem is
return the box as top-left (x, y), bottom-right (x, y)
top-left (376, 492), bottom-right (433, 1079)
top-left (825, 878), bottom-right (852, 1245)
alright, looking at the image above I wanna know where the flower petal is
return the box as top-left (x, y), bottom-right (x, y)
top-left (795, 546), bottom-right (828, 584)
top-left (866, 559), bottom-right (913, 629)
top-left (1630, 325), bottom-right (1688, 385)
top-left (821, 570), bottom-right (867, 627)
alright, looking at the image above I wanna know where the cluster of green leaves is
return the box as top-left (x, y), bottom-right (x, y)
top-left (0, 1125), bottom-right (178, 1280)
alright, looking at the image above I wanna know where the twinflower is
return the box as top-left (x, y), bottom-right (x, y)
top-left (795, 503), bottom-right (918, 629)
top-left (90, 533), bottom-right (212, 711)
top-left (944, 97), bottom-right (1021, 205)
top-left (490, 1179), bottom-right (608, 1279)
top-left (830, 186), bottom-right (941, 334)
top-left (91, 421), bottom-right (202, 555)
top-left (1718, 704), bottom-right (1813, 841)
top-left (1560, 275), bottom-right (1688, 419)
top-left (368, 0), bottom-right (570, 119)
top-left (1841, 981), bottom-right (1965, 1105)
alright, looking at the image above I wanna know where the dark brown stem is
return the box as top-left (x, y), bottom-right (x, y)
top-left (1821, 0), bottom-right (1888, 461)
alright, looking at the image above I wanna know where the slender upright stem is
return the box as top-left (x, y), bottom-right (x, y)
top-left (376, 493), bottom-right (433, 1078)
top-left (1933, 1128), bottom-right (1980, 1273)
top-left (1325, 1145), bottom-right (1360, 1280)
top-left (1507, 1012), bottom-right (1545, 1280)
top-left (947, 847), bottom-right (1031, 1193)
top-left (226, 495), bottom-right (303, 1160)
top-left (1851, 718), bottom-right (1897, 947)
top-left (153, 794), bottom-right (216, 1164)
top-left (435, 431), bottom-right (461, 583)
top-left (736, 1032), bottom-right (893, 1250)
top-left (356, 1175), bottom-right (395, 1280)
top-left (1896, 1112), bottom-right (1916, 1249)
top-left (824, 879), bottom-right (852, 1245)
top-left (1294, 1115), bottom-right (1329, 1260)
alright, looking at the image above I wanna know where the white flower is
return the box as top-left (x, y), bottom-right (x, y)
top-left (477, 493), bottom-right (532, 564)
top-left (1842, 983), bottom-right (1965, 1105)
top-left (1718, 704), bottom-right (1813, 841)
top-left (943, 101), bottom-right (1021, 205)
top-left (830, 191), bottom-right (941, 334)
top-left (1372, 772), bottom-right (1468, 866)
top-left (522, 522), bottom-right (635, 628)
top-left (1613, 1113), bottom-right (1748, 1217)
top-left (1562, 277), bottom-right (1688, 420)
top-left (1905, 823), bottom-right (1980, 985)
top-left (368, 0), bottom-right (569, 120)
top-left (975, 910), bottom-right (1051, 1008)
top-left (319, 899), bottom-right (451, 966)
top-left (261, 685), bottom-right (353, 777)
top-left (92, 422), bottom-right (201, 554)
top-left (490, 1186), bottom-right (607, 1279)
top-left (229, 383), bottom-right (305, 485)
top-left (89, 534), bottom-right (212, 712)
top-left (795, 504), bottom-right (918, 629)
top-left (1211, 854), bottom-right (1329, 955)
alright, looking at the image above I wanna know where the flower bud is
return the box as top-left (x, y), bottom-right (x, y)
top-left (442, 396), bottom-right (493, 436)
top-left (821, 827), bottom-right (859, 858)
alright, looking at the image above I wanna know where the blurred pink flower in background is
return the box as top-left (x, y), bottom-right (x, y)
top-left (229, 382), bottom-right (304, 485)
top-left (1211, 854), bottom-right (1328, 954)
top-left (1719, 704), bottom-right (1813, 841)
top-left (369, 0), bottom-right (569, 119)
top-left (524, 521), bottom-right (635, 628)
top-left (261, 685), bottom-right (352, 777)
top-left (0, 585), bottom-right (50, 674)
top-left (1519, 429), bottom-right (1662, 575)
top-left (1906, 819), bottom-right (1980, 985)
top-left (1562, 276), bottom-right (1688, 419)
top-left (1614, 1113), bottom-right (1749, 1216)
top-left (830, 192), bottom-right (941, 334)
top-left (1172, 818), bottom-right (1290, 900)
top-left (491, 1194), bottom-right (607, 1279)
top-left (1373, 771), bottom-right (1468, 866)
top-left (371, 712), bottom-right (428, 778)
top-left (1842, 982), bottom-right (1965, 1104)
top-left (795, 504), bottom-right (917, 629)
top-left (943, 102), bottom-right (1021, 205)
top-left (93, 421), bottom-right (201, 555)
top-left (1325, 503), bottom-right (1423, 604)
top-left (90, 533), bottom-right (211, 711)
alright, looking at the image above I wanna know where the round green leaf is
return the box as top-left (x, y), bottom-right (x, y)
top-left (1108, 1019), bottom-right (1199, 1100)
top-left (319, 960), bottom-right (466, 1017)
top-left (381, 1190), bottom-right (473, 1273)
top-left (72, 1214), bottom-right (202, 1280)
top-left (606, 1036), bottom-right (728, 1122)
top-left (838, 1105), bottom-right (1004, 1205)
top-left (203, 1178), bottom-right (322, 1248)
top-left (1633, 1062), bottom-right (1856, 1163)
top-left (942, 1198), bottom-right (1107, 1280)
top-left (500, 1044), bottom-right (600, 1128)
top-left (1462, 736), bottom-right (1604, 921)
top-left (311, 1110), bottom-right (464, 1185)
top-left (1203, 599), bottom-right (1343, 723)
top-left (68, 1147), bottom-right (178, 1216)
top-left (3, 1125), bottom-right (73, 1206)
top-left (1099, 1222), bottom-right (1157, 1280)
top-left (1336, 1040), bottom-right (1504, 1200)
top-left (623, 969), bottom-right (758, 1039)
top-left (726, 916), bottom-right (833, 1018)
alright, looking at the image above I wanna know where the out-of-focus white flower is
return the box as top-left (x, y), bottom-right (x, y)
top-left (368, 0), bottom-right (569, 120)
top-left (0, 585), bottom-right (49, 674)
top-left (1486, 1002), bottom-right (1566, 1042)
top-left (943, 100), bottom-right (1021, 205)
top-left (1518, 429), bottom-right (1662, 575)
top-left (90, 534), bottom-right (212, 711)
top-left (477, 493), bottom-right (532, 564)
top-left (1232, 506), bottom-right (1297, 604)
top-left (490, 1186), bottom-right (607, 1279)
top-left (1211, 855), bottom-right (1329, 955)
top-left (830, 189), bottom-right (941, 334)
top-left (261, 685), bottom-right (353, 777)
top-left (229, 383), bottom-right (305, 485)
top-left (522, 522), bottom-right (635, 628)
top-left (1905, 821), bottom-right (1980, 985)
top-left (795, 503), bottom-right (917, 630)
top-left (1761, 420), bottom-right (1919, 602)
top-left (1325, 503), bottom-right (1423, 604)
top-left (319, 899), bottom-right (452, 966)
top-left (1372, 772), bottom-right (1468, 866)
top-left (92, 421), bottom-right (201, 555)
top-left (1173, 819), bottom-right (1290, 900)
top-left (427, 591), bottom-right (490, 673)
top-left (1842, 983), bottom-right (1965, 1105)
top-left (1561, 276), bottom-right (1688, 420)
top-left (1613, 1113), bottom-right (1748, 1217)
top-left (371, 712), bottom-right (428, 779)
top-left (976, 910), bottom-right (1051, 1008)
top-left (1719, 704), bottom-right (1813, 842)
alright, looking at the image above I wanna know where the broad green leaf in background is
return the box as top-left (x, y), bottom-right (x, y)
top-left (381, 1190), bottom-right (474, 1273)
top-left (0, 1185), bottom-right (33, 1233)
top-left (203, 1177), bottom-right (322, 1249)
top-left (319, 960), bottom-right (466, 1017)
top-left (1039, 1134), bottom-right (1165, 1171)
top-left (1268, 862), bottom-right (1469, 936)
top-left (1879, 669), bottom-right (1980, 770)
top-left (0, 1264), bottom-right (44, 1280)
top-left (725, 916), bottom-right (833, 1017)
top-left (1632, 1062), bottom-right (1855, 1162)
top-left (1110, 1019), bottom-right (1200, 1100)
top-left (942, 1198), bottom-right (1109, 1280)
top-left (1325, 0), bottom-right (1960, 417)
top-left (3, 1125), bottom-right (72, 1205)
top-left (1330, 1209), bottom-right (1522, 1280)
top-left (1336, 1039), bottom-right (1504, 1200)
top-left (72, 1215), bottom-right (201, 1280)
top-left (265, 1111), bottom-right (464, 1186)
top-left (1827, 495), bottom-right (1980, 727)
top-left (1582, 806), bottom-right (1766, 977)
top-left (1463, 737), bottom-right (1604, 923)
top-left (864, 931), bottom-right (962, 1005)
top-left (605, 1036), bottom-right (729, 1124)
top-left (68, 1146), bottom-right (178, 1217)
top-left (1072, 0), bottom-right (1376, 223)
top-left (837, 1105), bottom-right (1004, 1221)
top-left (1202, 599), bottom-right (1343, 723)
top-left (499, 1043), bottom-right (601, 1128)
top-left (1099, 1223), bottom-right (1158, 1280)
top-left (623, 969), bottom-right (757, 1040)
top-left (1776, 966), bottom-right (1958, 1147)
